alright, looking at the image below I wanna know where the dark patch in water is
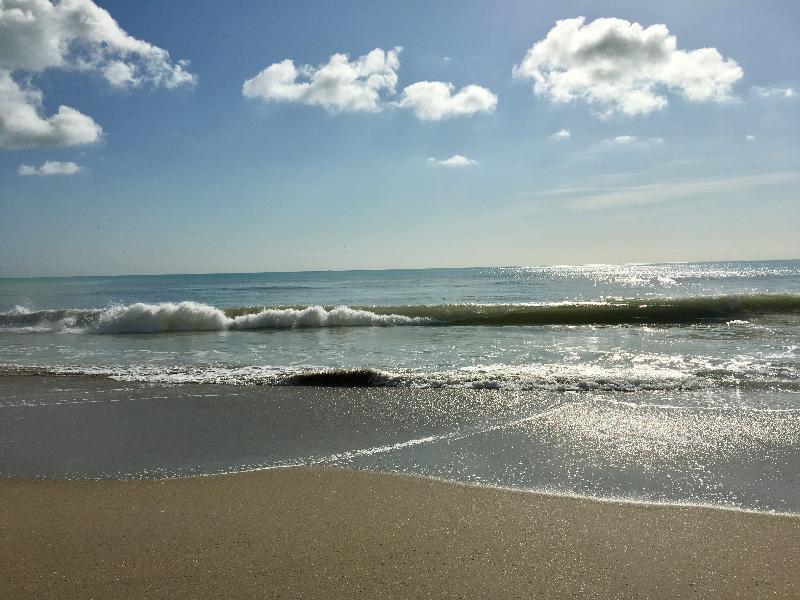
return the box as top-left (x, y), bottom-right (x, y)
top-left (281, 369), bottom-right (389, 387)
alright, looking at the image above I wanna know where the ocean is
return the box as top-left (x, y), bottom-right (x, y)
top-left (1, 261), bottom-right (799, 512)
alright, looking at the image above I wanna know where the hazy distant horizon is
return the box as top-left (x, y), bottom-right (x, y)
top-left (2, 256), bottom-right (799, 281)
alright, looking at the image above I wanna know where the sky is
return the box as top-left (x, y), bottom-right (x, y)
top-left (1, 0), bottom-right (798, 277)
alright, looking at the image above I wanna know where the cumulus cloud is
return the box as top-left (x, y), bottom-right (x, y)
top-left (513, 17), bottom-right (743, 117)
top-left (18, 160), bottom-right (82, 176)
top-left (244, 48), bottom-right (497, 120)
top-left (549, 128), bottom-right (570, 141)
top-left (752, 86), bottom-right (796, 99)
top-left (0, 0), bottom-right (195, 149)
top-left (243, 48), bottom-right (401, 113)
top-left (0, 70), bottom-right (102, 147)
top-left (426, 154), bottom-right (478, 168)
top-left (397, 81), bottom-right (497, 120)
top-left (0, 0), bottom-right (196, 88)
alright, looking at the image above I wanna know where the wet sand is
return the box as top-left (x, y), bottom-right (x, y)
top-left (1, 468), bottom-right (798, 599)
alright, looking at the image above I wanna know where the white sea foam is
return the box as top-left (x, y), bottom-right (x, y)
top-left (0, 302), bottom-right (427, 334)
top-left (17, 361), bottom-right (704, 392)
top-left (231, 305), bottom-right (423, 329)
top-left (93, 302), bottom-right (230, 333)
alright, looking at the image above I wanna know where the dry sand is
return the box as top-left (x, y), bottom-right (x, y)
top-left (1, 467), bottom-right (798, 599)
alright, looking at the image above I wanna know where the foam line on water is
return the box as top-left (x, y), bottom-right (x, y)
top-left (1, 363), bottom-right (707, 393)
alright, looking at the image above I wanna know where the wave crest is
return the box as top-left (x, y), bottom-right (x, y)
top-left (0, 302), bottom-right (427, 334)
top-left (231, 305), bottom-right (423, 329)
top-left (94, 302), bottom-right (230, 333)
top-left (1, 294), bottom-right (799, 333)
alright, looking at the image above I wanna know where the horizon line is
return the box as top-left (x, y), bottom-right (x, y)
top-left (1, 257), bottom-right (799, 281)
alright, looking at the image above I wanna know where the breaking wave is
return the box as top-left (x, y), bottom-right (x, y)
top-left (1, 294), bottom-right (799, 334)
top-left (0, 302), bottom-right (427, 333)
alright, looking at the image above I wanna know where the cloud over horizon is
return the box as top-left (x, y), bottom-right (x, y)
top-left (0, 0), bottom-right (195, 149)
top-left (513, 17), bottom-right (743, 117)
top-left (562, 171), bottom-right (799, 210)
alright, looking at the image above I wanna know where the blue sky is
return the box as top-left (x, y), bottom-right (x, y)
top-left (1, 0), bottom-right (798, 276)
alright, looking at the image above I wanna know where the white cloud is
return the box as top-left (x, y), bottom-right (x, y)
top-left (746, 134), bottom-right (756, 141)
top-left (0, 0), bottom-right (196, 88)
top-left (243, 48), bottom-right (401, 113)
top-left (18, 160), bottom-right (83, 176)
top-left (610, 135), bottom-right (637, 144)
top-left (752, 86), bottom-right (796, 99)
top-left (0, 70), bottom-right (102, 148)
top-left (0, 0), bottom-right (195, 149)
top-left (602, 135), bottom-right (664, 146)
top-left (549, 128), bottom-right (570, 141)
top-left (397, 81), bottom-right (497, 120)
top-left (513, 17), bottom-right (743, 117)
top-left (427, 154), bottom-right (478, 168)
top-left (244, 48), bottom-right (497, 120)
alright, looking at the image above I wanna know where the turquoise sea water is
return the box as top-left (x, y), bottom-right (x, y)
top-left (1, 261), bottom-right (799, 392)
top-left (1, 261), bottom-right (799, 511)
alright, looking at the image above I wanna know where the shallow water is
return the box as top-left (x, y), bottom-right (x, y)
top-left (1, 376), bottom-right (798, 513)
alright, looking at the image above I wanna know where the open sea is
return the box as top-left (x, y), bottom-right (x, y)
top-left (1, 261), bottom-right (799, 512)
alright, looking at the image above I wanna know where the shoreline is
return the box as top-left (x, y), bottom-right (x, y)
top-left (3, 372), bottom-right (799, 514)
top-left (2, 467), bottom-right (798, 599)
top-left (23, 465), bottom-right (792, 519)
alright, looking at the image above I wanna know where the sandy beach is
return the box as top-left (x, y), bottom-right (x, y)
top-left (2, 467), bottom-right (798, 599)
